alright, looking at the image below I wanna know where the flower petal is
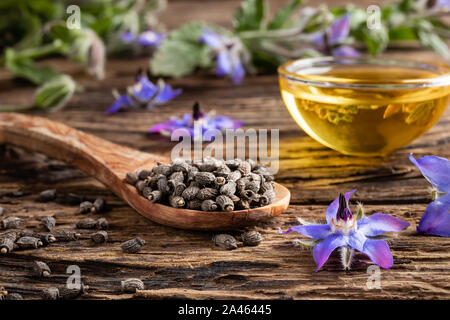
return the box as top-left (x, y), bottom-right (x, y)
top-left (417, 194), bottom-right (450, 237)
top-left (231, 59), bottom-right (245, 84)
top-left (309, 31), bottom-right (325, 46)
top-left (279, 224), bottom-right (331, 240)
top-left (361, 239), bottom-right (393, 269)
top-left (131, 76), bottom-right (158, 102)
top-left (332, 45), bottom-right (360, 57)
top-left (409, 154), bottom-right (450, 193)
top-left (326, 189), bottom-right (356, 224)
top-left (121, 31), bottom-right (135, 43)
top-left (313, 234), bottom-right (347, 271)
top-left (152, 84), bottom-right (182, 104)
top-left (138, 30), bottom-right (164, 47)
top-left (328, 13), bottom-right (351, 45)
top-left (200, 28), bottom-right (224, 50)
top-left (105, 94), bottom-right (133, 114)
top-left (358, 213), bottom-right (410, 237)
top-left (216, 51), bottom-right (233, 76)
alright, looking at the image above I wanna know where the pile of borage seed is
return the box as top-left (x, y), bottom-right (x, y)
top-left (126, 157), bottom-right (275, 211)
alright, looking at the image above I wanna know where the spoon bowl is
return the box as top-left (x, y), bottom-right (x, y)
top-left (0, 113), bottom-right (290, 230)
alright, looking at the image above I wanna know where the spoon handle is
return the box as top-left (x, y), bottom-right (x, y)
top-left (0, 113), bottom-right (164, 195)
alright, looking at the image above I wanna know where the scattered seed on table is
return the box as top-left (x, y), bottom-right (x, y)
top-left (79, 201), bottom-right (93, 214)
top-left (121, 237), bottom-right (145, 253)
top-left (59, 284), bottom-right (87, 300)
top-left (91, 198), bottom-right (105, 213)
top-left (121, 278), bottom-right (145, 293)
top-left (96, 218), bottom-right (109, 230)
top-left (5, 293), bottom-right (23, 300)
top-left (76, 218), bottom-right (97, 229)
top-left (1, 216), bottom-right (20, 229)
top-left (32, 261), bottom-right (51, 278)
top-left (213, 234), bottom-right (238, 250)
top-left (241, 231), bottom-right (264, 246)
top-left (91, 231), bottom-right (108, 244)
top-left (38, 189), bottom-right (57, 202)
top-left (38, 233), bottom-right (56, 246)
top-left (16, 236), bottom-right (42, 249)
top-left (41, 287), bottom-right (59, 300)
top-left (1, 231), bottom-right (17, 242)
top-left (0, 237), bottom-right (14, 254)
top-left (42, 216), bottom-right (56, 231)
top-left (54, 230), bottom-right (80, 242)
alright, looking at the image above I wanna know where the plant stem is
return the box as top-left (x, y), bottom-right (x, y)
top-left (0, 105), bottom-right (35, 112)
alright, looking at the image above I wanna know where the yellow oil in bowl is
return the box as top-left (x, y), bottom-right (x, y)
top-left (278, 57), bottom-right (450, 156)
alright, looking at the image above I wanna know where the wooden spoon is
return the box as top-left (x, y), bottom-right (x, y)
top-left (0, 113), bottom-right (290, 230)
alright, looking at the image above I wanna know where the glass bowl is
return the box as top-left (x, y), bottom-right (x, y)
top-left (278, 57), bottom-right (450, 156)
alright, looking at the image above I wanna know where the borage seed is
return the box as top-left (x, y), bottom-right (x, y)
top-left (216, 195), bottom-right (234, 212)
top-left (38, 189), bottom-right (57, 202)
top-left (41, 287), bottom-right (59, 300)
top-left (213, 234), bottom-right (237, 250)
top-left (201, 200), bottom-right (218, 212)
top-left (91, 198), bottom-right (106, 213)
top-left (42, 216), bottom-right (56, 231)
top-left (16, 236), bottom-right (42, 249)
top-left (187, 199), bottom-right (202, 210)
top-left (32, 261), bottom-right (51, 278)
top-left (241, 231), bottom-right (264, 246)
top-left (125, 171), bottom-right (139, 185)
top-left (5, 293), bottom-right (23, 300)
top-left (0, 237), bottom-right (14, 254)
top-left (96, 218), bottom-right (109, 230)
top-left (169, 195), bottom-right (185, 208)
top-left (1, 216), bottom-right (20, 229)
top-left (91, 231), bottom-right (108, 244)
top-left (54, 230), bottom-right (80, 242)
top-left (121, 237), bottom-right (145, 253)
top-left (196, 188), bottom-right (218, 201)
top-left (76, 218), bottom-right (97, 229)
top-left (194, 172), bottom-right (215, 186)
top-left (182, 186), bottom-right (200, 201)
top-left (121, 278), bottom-right (145, 293)
top-left (79, 201), bottom-right (93, 214)
top-left (148, 190), bottom-right (162, 203)
top-left (220, 181), bottom-right (236, 197)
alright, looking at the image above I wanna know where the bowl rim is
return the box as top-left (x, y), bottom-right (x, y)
top-left (278, 56), bottom-right (450, 89)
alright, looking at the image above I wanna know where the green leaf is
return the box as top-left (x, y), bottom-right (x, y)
top-left (34, 75), bottom-right (76, 110)
top-left (150, 22), bottom-right (215, 78)
top-left (267, 0), bottom-right (303, 30)
top-left (389, 26), bottom-right (417, 41)
top-left (5, 48), bottom-right (60, 85)
top-left (233, 0), bottom-right (266, 32)
top-left (417, 30), bottom-right (450, 59)
top-left (362, 24), bottom-right (389, 56)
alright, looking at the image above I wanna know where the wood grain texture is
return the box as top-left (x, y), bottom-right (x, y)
top-left (0, 0), bottom-right (449, 300)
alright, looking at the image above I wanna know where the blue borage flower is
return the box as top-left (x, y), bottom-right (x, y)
top-left (409, 154), bottom-right (450, 237)
top-left (310, 13), bottom-right (360, 57)
top-left (121, 30), bottom-right (165, 48)
top-left (106, 71), bottom-right (181, 114)
top-left (200, 28), bottom-right (245, 85)
top-left (280, 190), bottom-right (409, 271)
top-left (149, 102), bottom-right (243, 141)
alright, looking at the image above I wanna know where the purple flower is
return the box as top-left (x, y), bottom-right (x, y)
top-left (120, 30), bottom-right (164, 48)
top-left (280, 190), bottom-right (409, 271)
top-left (106, 72), bottom-right (181, 114)
top-left (200, 28), bottom-right (245, 85)
top-left (121, 31), bottom-right (135, 43)
top-left (310, 14), bottom-right (360, 57)
top-left (149, 102), bottom-right (243, 140)
top-left (138, 30), bottom-right (165, 47)
top-left (409, 154), bottom-right (450, 237)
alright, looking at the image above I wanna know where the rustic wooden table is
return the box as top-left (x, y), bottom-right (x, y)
top-left (0, 0), bottom-right (449, 300)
